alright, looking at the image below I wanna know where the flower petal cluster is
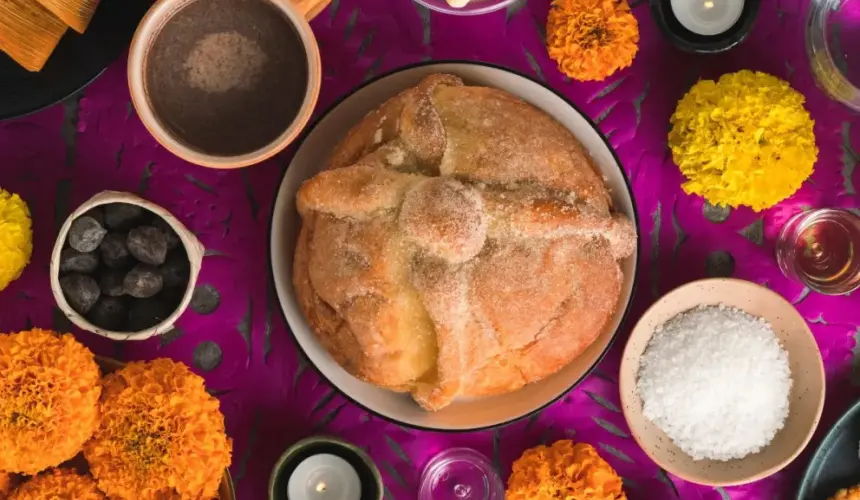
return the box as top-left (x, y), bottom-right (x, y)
top-left (506, 440), bottom-right (626, 500)
top-left (669, 70), bottom-right (818, 211)
top-left (0, 189), bottom-right (32, 291)
top-left (84, 359), bottom-right (231, 500)
top-left (546, 0), bottom-right (639, 82)
top-left (0, 329), bottom-right (101, 475)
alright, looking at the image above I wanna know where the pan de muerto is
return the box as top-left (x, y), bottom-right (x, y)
top-left (293, 74), bottom-right (636, 411)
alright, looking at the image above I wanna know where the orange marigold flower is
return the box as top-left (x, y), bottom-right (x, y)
top-left (546, 0), bottom-right (639, 82)
top-left (506, 440), bottom-right (626, 500)
top-left (0, 329), bottom-right (101, 475)
top-left (84, 359), bottom-right (232, 500)
top-left (9, 469), bottom-right (104, 500)
top-left (0, 471), bottom-right (11, 499)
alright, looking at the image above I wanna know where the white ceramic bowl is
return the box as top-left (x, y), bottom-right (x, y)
top-left (270, 62), bottom-right (639, 431)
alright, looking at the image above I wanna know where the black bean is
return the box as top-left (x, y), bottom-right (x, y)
top-left (160, 252), bottom-right (190, 289)
top-left (104, 203), bottom-right (145, 230)
top-left (128, 297), bottom-right (170, 331)
top-left (98, 269), bottom-right (127, 297)
top-left (87, 297), bottom-right (128, 331)
top-left (60, 274), bottom-right (100, 314)
top-left (82, 206), bottom-right (105, 227)
top-left (152, 217), bottom-right (182, 251)
top-left (67, 216), bottom-right (107, 253)
top-left (123, 264), bottom-right (163, 298)
top-left (100, 232), bottom-right (131, 268)
top-left (127, 226), bottom-right (168, 266)
top-left (59, 248), bottom-right (98, 274)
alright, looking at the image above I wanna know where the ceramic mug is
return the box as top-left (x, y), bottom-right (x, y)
top-left (128, 0), bottom-right (327, 169)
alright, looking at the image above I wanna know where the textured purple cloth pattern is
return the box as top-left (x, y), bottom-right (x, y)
top-left (0, 0), bottom-right (859, 498)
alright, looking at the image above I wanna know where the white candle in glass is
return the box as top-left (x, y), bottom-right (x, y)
top-left (669, 0), bottom-right (744, 36)
top-left (287, 454), bottom-right (362, 500)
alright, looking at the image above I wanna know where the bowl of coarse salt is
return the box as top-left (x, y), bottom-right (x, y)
top-left (619, 277), bottom-right (825, 487)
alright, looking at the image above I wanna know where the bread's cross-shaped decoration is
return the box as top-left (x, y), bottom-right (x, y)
top-left (294, 74), bottom-right (636, 411)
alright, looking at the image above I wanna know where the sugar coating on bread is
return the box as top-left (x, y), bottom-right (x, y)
top-left (293, 74), bottom-right (636, 411)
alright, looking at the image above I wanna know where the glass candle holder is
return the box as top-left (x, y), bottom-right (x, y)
top-left (268, 436), bottom-right (383, 500)
top-left (806, 0), bottom-right (860, 110)
top-left (418, 448), bottom-right (505, 500)
top-left (776, 208), bottom-right (860, 295)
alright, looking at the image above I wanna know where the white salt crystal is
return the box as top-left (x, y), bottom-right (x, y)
top-left (637, 304), bottom-right (792, 461)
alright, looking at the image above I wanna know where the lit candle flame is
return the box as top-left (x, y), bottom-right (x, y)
top-left (315, 481), bottom-right (327, 494)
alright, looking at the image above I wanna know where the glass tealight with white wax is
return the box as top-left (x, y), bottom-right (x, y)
top-left (269, 437), bottom-right (383, 500)
top-left (650, 0), bottom-right (760, 53)
top-left (669, 0), bottom-right (743, 36)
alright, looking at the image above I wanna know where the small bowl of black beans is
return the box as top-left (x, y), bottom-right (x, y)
top-left (50, 191), bottom-right (204, 340)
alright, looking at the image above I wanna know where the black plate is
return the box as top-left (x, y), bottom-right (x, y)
top-left (797, 398), bottom-right (860, 500)
top-left (0, 0), bottom-right (150, 121)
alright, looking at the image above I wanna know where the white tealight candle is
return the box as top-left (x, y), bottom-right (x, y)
top-left (287, 454), bottom-right (361, 500)
top-left (669, 0), bottom-right (744, 36)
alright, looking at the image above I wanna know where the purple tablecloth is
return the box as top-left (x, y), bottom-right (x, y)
top-left (1, 0), bottom-right (859, 498)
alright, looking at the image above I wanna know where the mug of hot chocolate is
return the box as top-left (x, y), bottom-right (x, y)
top-left (128, 0), bottom-right (327, 168)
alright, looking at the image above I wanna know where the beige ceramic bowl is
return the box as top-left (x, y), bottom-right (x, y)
top-left (51, 191), bottom-right (204, 341)
top-left (619, 278), bottom-right (825, 487)
top-left (128, 0), bottom-right (328, 169)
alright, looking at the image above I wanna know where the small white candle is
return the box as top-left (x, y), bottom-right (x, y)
top-left (670, 0), bottom-right (744, 36)
top-left (287, 454), bottom-right (361, 500)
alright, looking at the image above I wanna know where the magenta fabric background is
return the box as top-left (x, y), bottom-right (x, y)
top-left (1, 0), bottom-right (859, 498)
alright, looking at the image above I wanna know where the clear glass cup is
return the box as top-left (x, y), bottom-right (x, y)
top-left (776, 208), bottom-right (860, 295)
top-left (418, 448), bottom-right (505, 500)
top-left (806, 0), bottom-right (860, 110)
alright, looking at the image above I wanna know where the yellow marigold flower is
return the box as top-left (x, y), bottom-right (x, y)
top-left (669, 70), bottom-right (818, 211)
top-left (506, 440), bottom-right (626, 500)
top-left (830, 485), bottom-right (860, 500)
top-left (546, 0), bottom-right (639, 82)
top-left (0, 189), bottom-right (32, 291)
top-left (9, 469), bottom-right (104, 500)
top-left (0, 329), bottom-right (101, 475)
top-left (84, 358), bottom-right (232, 500)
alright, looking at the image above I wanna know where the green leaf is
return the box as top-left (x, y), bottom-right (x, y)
top-left (314, 402), bottom-right (346, 430)
top-left (138, 161), bottom-right (154, 194)
top-left (505, 0), bottom-right (526, 23)
top-left (310, 389), bottom-right (337, 415)
top-left (588, 76), bottom-right (627, 103)
top-left (236, 295), bottom-right (253, 357)
top-left (184, 174), bottom-right (217, 195)
top-left (585, 391), bottom-right (621, 413)
top-left (738, 218), bottom-right (764, 246)
top-left (593, 103), bottom-right (617, 124)
top-left (598, 443), bottom-right (634, 463)
top-left (522, 47), bottom-right (545, 82)
top-left (384, 435), bottom-right (411, 465)
top-left (592, 417), bottom-right (630, 438)
top-left (381, 460), bottom-right (408, 488)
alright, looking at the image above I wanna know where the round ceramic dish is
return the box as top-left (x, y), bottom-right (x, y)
top-left (413, 0), bottom-right (518, 16)
top-left (0, 0), bottom-right (149, 121)
top-left (96, 356), bottom-right (235, 500)
top-left (796, 397), bottom-right (860, 500)
top-left (619, 278), bottom-right (826, 487)
top-left (269, 61), bottom-right (639, 432)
